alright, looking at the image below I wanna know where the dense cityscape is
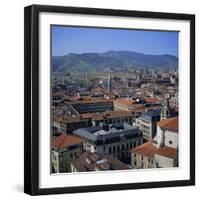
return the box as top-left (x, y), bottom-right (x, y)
top-left (51, 67), bottom-right (179, 173)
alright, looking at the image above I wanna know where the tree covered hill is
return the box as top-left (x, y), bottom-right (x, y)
top-left (52, 50), bottom-right (178, 72)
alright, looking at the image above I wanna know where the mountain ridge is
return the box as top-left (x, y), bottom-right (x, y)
top-left (52, 50), bottom-right (178, 72)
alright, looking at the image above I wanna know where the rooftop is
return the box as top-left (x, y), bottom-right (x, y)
top-left (56, 110), bottom-right (133, 124)
top-left (84, 110), bottom-right (133, 121)
top-left (71, 152), bottom-right (129, 171)
top-left (155, 146), bottom-right (177, 159)
top-left (52, 133), bottom-right (84, 150)
top-left (157, 117), bottom-right (178, 132)
top-left (114, 98), bottom-right (136, 106)
top-left (145, 97), bottom-right (162, 104)
top-left (132, 141), bottom-right (158, 158)
top-left (73, 123), bottom-right (141, 142)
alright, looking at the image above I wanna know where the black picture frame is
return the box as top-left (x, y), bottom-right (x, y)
top-left (24, 4), bottom-right (195, 196)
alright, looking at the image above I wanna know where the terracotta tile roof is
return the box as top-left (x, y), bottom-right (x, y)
top-left (57, 110), bottom-right (134, 124)
top-left (132, 141), bottom-right (158, 158)
top-left (91, 110), bottom-right (133, 121)
top-left (157, 117), bottom-right (178, 132)
top-left (70, 96), bottom-right (81, 101)
top-left (52, 133), bottom-right (84, 150)
top-left (145, 97), bottom-right (162, 103)
top-left (155, 146), bottom-right (177, 159)
top-left (114, 99), bottom-right (136, 106)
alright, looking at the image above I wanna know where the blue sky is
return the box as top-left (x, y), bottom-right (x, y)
top-left (52, 26), bottom-right (178, 57)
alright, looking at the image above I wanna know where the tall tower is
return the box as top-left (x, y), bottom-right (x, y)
top-left (107, 70), bottom-right (111, 93)
top-left (85, 72), bottom-right (88, 84)
top-left (161, 99), bottom-right (171, 120)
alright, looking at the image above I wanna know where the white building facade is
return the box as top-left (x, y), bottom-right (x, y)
top-left (131, 117), bottom-right (178, 169)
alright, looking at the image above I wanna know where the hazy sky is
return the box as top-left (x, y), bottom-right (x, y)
top-left (52, 26), bottom-right (178, 57)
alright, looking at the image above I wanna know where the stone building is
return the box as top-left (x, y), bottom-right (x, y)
top-left (169, 94), bottom-right (179, 108)
top-left (131, 117), bottom-right (178, 169)
top-left (73, 122), bottom-right (143, 164)
top-left (51, 133), bottom-right (84, 173)
top-left (134, 109), bottom-right (160, 140)
top-left (69, 100), bottom-right (114, 114)
top-left (160, 99), bottom-right (172, 120)
top-left (55, 110), bottom-right (134, 134)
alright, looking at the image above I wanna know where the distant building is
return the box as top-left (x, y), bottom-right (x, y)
top-left (114, 98), bottom-right (136, 111)
top-left (55, 115), bottom-right (92, 134)
top-left (69, 100), bottom-right (114, 114)
top-left (160, 99), bottom-right (178, 120)
top-left (51, 133), bottom-right (84, 173)
top-left (55, 110), bottom-right (134, 134)
top-left (90, 110), bottom-right (134, 126)
top-left (131, 117), bottom-right (178, 169)
top-left (135, 109), bottom-right (160, 140)
top-left (131, 141), bottom-right (157, 169)
top-left (160, 99), bottom-right (172, 120)
top-left (73, 123), bottom-right (143, 164)
top-left (71, 152), bottom-right (129, 172)
top-left (169, 94), bottom-right (179, 108)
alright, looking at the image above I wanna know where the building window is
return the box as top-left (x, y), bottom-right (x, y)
top-left (141, 155), bottom-right (144, 160)
top-left (113, 146), bottom-right (116, 153)
top-left (148, 158), bottom-right (151, 163)
top-left (134, 141), bottom-right (136, 147)
top-left (122, 144), bottom-right (125, 150)
top-left (156, 163), bottom-right (159, 168)
top-left (109, 147), bottom-right (112, 154)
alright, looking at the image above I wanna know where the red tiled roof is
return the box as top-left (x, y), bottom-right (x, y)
top-left (155, 146), bottom-right (177, 159)
top-left (52, 133), bottom-right (84, 150)
top-left (132, 141), bottom-right (158, 158)
top-left (145, 97), bottom-right (162, 103)
top-left (114, 99), bottom-right (136, 106)
top-left (157, 117), bottom-right (178, 132)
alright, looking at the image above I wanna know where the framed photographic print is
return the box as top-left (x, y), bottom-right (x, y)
top-left (24, 4), bottom-right (195, 195)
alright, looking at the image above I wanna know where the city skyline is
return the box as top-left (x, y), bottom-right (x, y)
top-left (51, 25), bottom-right (179, 174)
top-left (52, 26), bottom-right (178, 57)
